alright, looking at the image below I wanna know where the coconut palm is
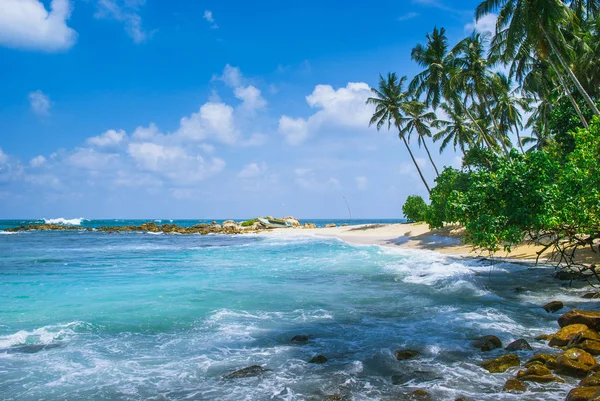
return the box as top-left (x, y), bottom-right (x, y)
top-left (398, 100), bottom-right (440, 177)
top-left (366, 73), bottom-right (431, 195)
top-left (476, 0), bottom-right (600, 116)
top-left (433, 102), bottom-right (477, 155)
top-left (492, 73), bottom-right (529, 154)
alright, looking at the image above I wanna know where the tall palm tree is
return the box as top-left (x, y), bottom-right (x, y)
top-left (492, 73), bottom-right (529, 154)
top-left (476, 0), bottom-right (600, 116)
top-left (433, 102), bottom-right (477, 155)
top-left (366, 73), bottom-right (431, 195)
top-left (398, 100), bottom-right (440, 177)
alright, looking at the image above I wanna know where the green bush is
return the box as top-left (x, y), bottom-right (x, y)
top-left (241, 219), bottom-right (258, 227)
top-left (402, 195), bottom-right (428, 222)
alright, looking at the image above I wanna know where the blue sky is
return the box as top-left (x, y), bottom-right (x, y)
top-left (0, 0), bottom-right (495, 219)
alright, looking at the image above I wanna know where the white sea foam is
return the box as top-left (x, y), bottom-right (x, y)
top-left (0, 231), bottom-right (17, 235)
top-left (43, 217), bottom-right (86, 225)
top-left (0, 321), bottom-right (89, 348)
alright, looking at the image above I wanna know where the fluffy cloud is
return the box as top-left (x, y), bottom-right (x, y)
top-left (0, 148), bottom-right (8, 165)
top-left (87, 129), bottom-right (127, 148)
top-left (29, 155), bottom-right (46, 168)
top-left (213, 64), bottom-right (243, 88)
top-left (95, 0), bottom-right (148, 43)
top-left (465, 13), bottom-right (498, 35)
top-left (235, 86), bottom-right (267, 112)
top-left (279, 82), bottom-right (374, 145)
top-left (0, 0), bottom-right (77, 52)
top-left (203, 10), bottom-right (218, 29)
top-left (68, 148), bottom-right (121, 170)
top-left (177, 102), bottom-right (239, 144)
top-left (29, 90), bottom-right (52, 116)
top-left (238, 162), bottom-right (267, 179)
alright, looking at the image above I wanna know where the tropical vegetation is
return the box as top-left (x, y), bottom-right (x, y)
top-left (402, 195), bottom-right (428, 223)
top-left (372, 0), bottom-right (600, 277)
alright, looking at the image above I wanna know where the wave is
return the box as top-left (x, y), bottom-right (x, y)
top-left (0, 321), bottom-right (92, 348)
top-left (43, 218), bottom-right (86, 226)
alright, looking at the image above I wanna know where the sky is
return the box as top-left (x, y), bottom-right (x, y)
top-left (0, 0), bottom-right (496, 219)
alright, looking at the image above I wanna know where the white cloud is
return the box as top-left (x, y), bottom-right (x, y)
top-left (278, 116), bottom-right (309, 145)
top-left (356, 176), bottom-right (368, 190)
top-left (203, 10), bottom-right (218, 28)
top-left (0, 0), bottom-right (77, 52)
top-left (0, 148), bottom-right (8, 164)
top-left (397, 12), bottom-right (419, 21)
top-left (68, 148), bottom-right (121, 170)
top-left (235, 85), bottom-right (267, 112)
top-left (95, 0), bottom-right (148, 43)
top-left (29, 90), bottom-right (52, 116)
top-left (238, 162), bottom-right (267, 179)
top-left (29, 155), bottom-right (46, 167)
top-left (132, 123), bottom-right (161, 141)
top-left (465, 13), bottom-right (497, 35)
top-left (87, 129), bottom-right (127, 148)
top-left (213, 64), bottom-right (243, 88)
top-left (177, 102), bottom-right (239, 145)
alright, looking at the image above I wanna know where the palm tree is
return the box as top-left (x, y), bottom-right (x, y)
top-left (476, 0), bottom-right (600, 116)
top-left (433, 102), bottom-right (477, 155)
top-left (492, 73), bottom-right (529, 154)
top-left (366, 73), bottom-right (431, 195)
top-left (398, 100), bottom-right (440, 177)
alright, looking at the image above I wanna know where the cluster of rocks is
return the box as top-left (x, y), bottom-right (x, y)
top-left (479, 303), bottom-right (600, 400)
top-left (3, 217), bottom-right (325, 234)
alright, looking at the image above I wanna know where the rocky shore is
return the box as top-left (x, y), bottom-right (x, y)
top-left (2, 217), bottom-right (319, 235)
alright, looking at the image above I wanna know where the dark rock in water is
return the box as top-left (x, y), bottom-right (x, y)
top-left (580, 372), bottom-right (600, 387)
top-left (543, 300), bottom-right (564, 313)
top-left (290, 335), bottom-right (310, 344)
top-left (308, 355), bottom-right (328, 364)
top-left (481, 354), bottom-right (520, 373)
top-left (394, 349), bottom-right (419, 360)
top-left (391, 370), bottom-right (441, 385)
top-left (326, 395), bottom-right (345, 401)
top-left (4, 343), bottom-right (62, 354)
top-left (513, 286), bottom-right (527, 293)
top-left (503, 379), bottom-right (527, 392)
top-left (535, 334), bottom-right (553, 342)
top-left (556, 348), bottom-right (597, 377)
top-left (406, 390), bottom-right (431, 400)
top-left (473, 335), bottom-right (502, 351)
top-left (566, 386), bottom-right (600, 401)
top-left (582, 292), bottom-right (600, 299)
top-left (505, 339), bottom-right (533, 351)
top-left (555, 270), bottom-right (587, 280)
top-left (224, 365), bottom-right (267, 379)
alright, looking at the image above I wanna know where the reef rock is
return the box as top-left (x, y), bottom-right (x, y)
top-left (503, 379), bottom-right (528, 392)
top-left (566, 387), bottom-right (600, 401)
top-left (303, 223), bottom-right (317, 229)
top-left (550, 324), bottom-right (590, 347)
top-left (559, 310), bottom-right (600, 331)
top-left (581, 372), bottom-right (600, 387)
top-left (325, 223), bottom-right (337, 228)
top-left (473, 335), bottom-right (502, 351)
top-left (505, 339), bottom-right (533, 351)
top-left (394, 350), bottom-right (420, 361)
top-left (557, 348), bottom-right (598, 377)
top-left (516, 364), bottom-right (565, 383)
top-left (406, 390), bottom-right (431, 400)
top-left (544, 301), bottom-right (565, 313)
top-left (481, 354), bottom-right (520, 373)
top-left (308, 355), bottom-right (328, 364)
top-left (290, 335), bottom-right (310, 344)
top-left (224, 365), bottom-right (267, 379)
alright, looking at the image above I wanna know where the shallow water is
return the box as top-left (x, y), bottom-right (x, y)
top-left (0, 230), bottom-right (595, 400)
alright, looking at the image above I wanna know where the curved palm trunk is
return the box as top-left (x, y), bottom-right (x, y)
top-left (479, 95), bottom-right (510, 156)
top-left (540, 24), bottom-right (600, 116)
top-left (514, 124), bottom-right (526, 154)
top-left (422, 139), bottom-right (440, 177)
top-left (458, 101), bottom-right (494, 150)
top-left (547, 57), bottom-right (589, 128)
top-left (400, 133), bottom-right (431, 195)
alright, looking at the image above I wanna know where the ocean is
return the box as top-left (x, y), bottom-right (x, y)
top-left (0, 219), bottom-right (591, 400)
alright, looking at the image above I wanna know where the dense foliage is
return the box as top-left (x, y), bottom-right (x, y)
top-left (402, 195), bottom-right (428, 223)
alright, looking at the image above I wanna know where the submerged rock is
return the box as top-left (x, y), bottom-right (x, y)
top-left (544, 301), bottom-right (565, 313)
top-left (473, 335), bottom-right (502, 351)
top-left (550, 324), bottom-right (589, 347)
top-left (581, 372), bottom-right (600, 387)
top-left (505, 339), bottom-right (533, 351)
top-left (406, 390), bottom-right (431, 400)
top-left (559, 310), bottom-right (600, 331)
top-left (290, 335), bottom-right (310, 344)
top-left (394, 349), bottom-right (420, 361)
top-left (566, 386), bottom-right (600, 401)
top-left (557, 348), bottom-right (598, 377)
top-left (308, 355), bottom-right (328, 364)
top-left (582, 293), bottom-right (600, 299)
top-left (516, 364), bottom-right (564, 383)
top-left (391, 371), bottom-right (441, 385)
top-left (481, 354), bottom-right (520, 373)
top-left (3, 343), bottom-right (61, 354)
top-left (224, 365), bottom-right (267, 379)
top-left (503, 379), bottom-right (528, 392)
top-left (525, 353), bottom-right (558, 369)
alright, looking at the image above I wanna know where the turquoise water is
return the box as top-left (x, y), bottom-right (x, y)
top-left (0, 228), bottom-right (593, 400)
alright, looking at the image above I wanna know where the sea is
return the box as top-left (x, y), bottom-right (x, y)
top-left (0, 219), bottom-right (593, 400)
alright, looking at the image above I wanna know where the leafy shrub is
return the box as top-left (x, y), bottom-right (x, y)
top-left (402, 195), bottom-right (428, 222)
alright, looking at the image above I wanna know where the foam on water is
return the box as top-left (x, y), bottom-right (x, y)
top-left (43, 217), bottom-right (86, 225)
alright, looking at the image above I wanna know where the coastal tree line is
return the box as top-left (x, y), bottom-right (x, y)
top-left (368, 0), bottom-right (600, 276)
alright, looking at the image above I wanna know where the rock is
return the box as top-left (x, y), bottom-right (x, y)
top-left (560, 310), bottom-right (600, 331)
top-left (581, 372), bottom-right (600, 387)
top-left (544, 301), bottom-right (565, 313)
top-left (224, 365), bottom-right (267, 379)
top-left (569, 330), bottom-right (600, 355)
top-left (566, 387), bottom-right (600, 401)
top-left (525, 353), bottom-right (558, 369)
top-left (557, 348), bottom-right (598, 377)
top-left (4, 343), bottom-right (62, 354)
top-left (481, 354), bottom-right (520, 373)
top-left (556, 270), bottom-right (587, 281)
top-left (392, 371), bottom-right (441, 385)
top-left (290, 335), bottom-right (310, 344)
top-left (473, 335), bottom-right (502, 351)
top-left (222, 220), bottom-right (239, 229)
top-left (325, 223), bottom-right (337, 228)
top-left (550, 324), bottom-right (590, 347)
top-left (583, 293), bottom-right (600, 299)
top-left (394, 350), bottom-right (420, 361)
top-left (303, 223), bottom-right (316, 229)
top-left (283, 217), bottom-right (301, 227)
top-left (505, 339), bottom-right (533, 351)
top-left (341, 223), bottom-right (349, 227)
top-left (536, 334), bottom-right (554, 341)
top-left (407, 390), bottom-right (431, 400)
top-left (503, 379), bottom-right (528, 392)
top-left (326, 395), bottom-right (345, 401)
top-left (308, 355), bottom-right (327, 364)
top-left (516, 364), bottom-right (565, 383)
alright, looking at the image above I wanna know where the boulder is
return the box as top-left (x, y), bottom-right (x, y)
top-left (559, 310), bottom-right (600, 331)
top-left (503, 379), bottom-right (528, 392)
top-left (325, 223), bottom-right (337, 228)
top-left (481, 354), bottom-right (520, 373)
top-left (583, 293), bottom-right (600, 299)
top-left (394, 350), bottom-right (420, 361)
top-left (550, 324), bottom-right (590, 347)
top-left (473, 335), bottom-right (502, 351)
top-left (222, 220), bottom-right (239, 229)
top-left (407, 390), bottom-right (431, 400)
top-left (308, 355), bottom-right (328, 364)
top-left (536, 334), bottom-right (554, 342)
top-left (505, 339), bottom-right (533, 351)
top-left (557, 348), bottom-right (598, 377)
top-left (283, 217), bottom-right (301, 227)
top-left (525, 353), bottom-right (558, 369)
top-left (290, 335), bottom-right (310, 344)
top-left (566, 387), bottom-right (600, 401)
top-left (516, 364), bottom-right (565, 383)
top-left (224, 365), bottom-right (267, 379)
top-left (569, 331), bottom-right (600, 356)
top-left (544, 301), bottom-right (565, 313)
top-left (581, 372), bottom-right (600, 387)
top-left (303, 223), bottom-right (317, 229)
